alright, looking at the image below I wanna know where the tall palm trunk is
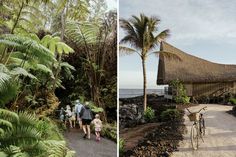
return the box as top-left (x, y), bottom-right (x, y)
top-left (142, 56), bottom-right (147, 111)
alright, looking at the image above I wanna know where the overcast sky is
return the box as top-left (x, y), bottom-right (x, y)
top-left (106, 0), bottom-right (117, 10)
top-left (119, 0), bottom-right (236, 89)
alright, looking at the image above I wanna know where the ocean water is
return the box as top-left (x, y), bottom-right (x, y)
top-left (119, 88), bottom-right (164, 98)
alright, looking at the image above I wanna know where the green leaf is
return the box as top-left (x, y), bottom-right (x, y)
top-left (10, 67), bottom-right (37, 80)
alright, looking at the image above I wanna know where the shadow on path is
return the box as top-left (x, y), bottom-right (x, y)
top-left (64, 128), bottom-right (117, 157)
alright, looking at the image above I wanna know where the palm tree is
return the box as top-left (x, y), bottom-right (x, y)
top-left (120, 14), bottom-right (174, 111)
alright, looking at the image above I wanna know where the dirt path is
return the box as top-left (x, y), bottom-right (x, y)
top-left (120, 123), bottom-right (160, 151)
top-left (64, 128), bottom-right (117, 157)
top-left (173, 104), bottom-right (236, 157)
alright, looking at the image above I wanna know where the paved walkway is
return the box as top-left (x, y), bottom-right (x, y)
top-left (64, 128), bottom-right (117, 157)
top-left (173, 104), bottom-right (236, 157)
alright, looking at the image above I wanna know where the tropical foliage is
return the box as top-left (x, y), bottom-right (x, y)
top-left (229, 98), bottom-right (236, 105)
top-left (57, 10), bottom-right (117, 122)
top-left (170, 79), bottom-right (190, 104)
top-left (0, 109), bottom-right (74, 157)
top-left (160, 109), bottom-right (181, 122)
top-left (0, 0), bottom-right (116, 155)
top-left (144, 106), bottom-right (155, 121)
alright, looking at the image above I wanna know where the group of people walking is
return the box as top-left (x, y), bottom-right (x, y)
top-left (59, 100), bottom-right (102, 141)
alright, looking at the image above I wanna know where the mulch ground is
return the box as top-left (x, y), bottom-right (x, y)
top-left (120, 95), bottom-right (187, 157)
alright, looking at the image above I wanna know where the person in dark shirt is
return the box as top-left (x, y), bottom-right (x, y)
top-left (80, 102), bottom-right (93, 139)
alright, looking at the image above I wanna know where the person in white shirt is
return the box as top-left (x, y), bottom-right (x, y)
top-left (91, 114), bottom-right (102, 141)
top-left (65, 105), bottom-right (73, 128)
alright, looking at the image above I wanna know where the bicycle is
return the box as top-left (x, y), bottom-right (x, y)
top-left (187, 106), bottom-right (207, 150)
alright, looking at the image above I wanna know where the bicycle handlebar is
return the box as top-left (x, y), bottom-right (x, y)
top-left (186, 106), bottom-right (207, 114)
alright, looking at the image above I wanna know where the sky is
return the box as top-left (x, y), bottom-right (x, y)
top-left (119, 0), bottom-right (236, 89)
top-left (106, 0), bottom-right (117, 10)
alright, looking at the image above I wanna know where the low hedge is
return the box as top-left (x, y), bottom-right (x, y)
top-left (160, 109), bottom-right (181, 122)
top-left (144, 106), bottom-right (155, 122)
top-left (229, 98), bottom-right (236, 105)
top-left (119, 138), bottom-right (125, 156)
top-left (100, 123), bottom-right (117, 142)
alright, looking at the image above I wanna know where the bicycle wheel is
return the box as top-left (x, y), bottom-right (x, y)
top-left (190, 123), bottom-right (199, 150)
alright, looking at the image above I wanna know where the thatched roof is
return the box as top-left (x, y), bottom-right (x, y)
top-left (157, 42), bottom-right (236, 84)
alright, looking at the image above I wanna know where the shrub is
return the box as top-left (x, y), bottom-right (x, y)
top-left (233, 106), bottom-right (236, 112)
top-left (175, 95), bottom-right (190, 104)
top-left (119, 138), bottom-right (125, 155)
top-left (229, 98), bottom-right (236, 105)
top-left (100, 123), bottom-right (117, 142)
top-left (144, 106), bottom-right (155, 121)
top-left (161, 109), bottom-right (180, 122)
top-left (170, 79), bottom-right (190, 104)
top-left (0, 110), bottom-right (74, 157)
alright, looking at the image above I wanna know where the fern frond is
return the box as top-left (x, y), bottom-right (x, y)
top-left (0, 81), bottom-right (18, 107)
top-left (60, 62), bottom-right (75, 71)
top-left (10, 67), bottom-right (37, 80)
top-left (41, 35), bottom-right (74, 54)
top-left (0, 119), bottom-right (13, 130)
top-left (0, 34), bottom-right (56, 64)
top-left (66, 21), bottom-right (100, 45)
top-left (0, 109), bottom-right (19, 122)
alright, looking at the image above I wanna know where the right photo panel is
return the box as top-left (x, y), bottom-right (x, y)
top-left (119, 0), bottom-right (236, 157)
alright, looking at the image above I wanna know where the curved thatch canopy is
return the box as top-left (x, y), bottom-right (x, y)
top-left (157, 42), bottom-right (236, 84)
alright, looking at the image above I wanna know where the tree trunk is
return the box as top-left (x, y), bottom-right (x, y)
top-left (0, 1), bottom-right (24, 62)
top-left (90, 72), bottom-right (107, 122)
top-left (52, 8), bottom-right (65, 91)
top-left (11, 1), bottom-right (24, 34)
top-left (142, 56), bottom-right (147, 112)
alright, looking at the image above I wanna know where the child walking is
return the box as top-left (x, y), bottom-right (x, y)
top-left (71, 107), bottom-right (76, 128)
top-left (65, 105), bottom-right (73, 128)
top-left (92, 114), bottom-right (102, 141)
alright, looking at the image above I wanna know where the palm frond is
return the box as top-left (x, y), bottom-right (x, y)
top-left (119, 46), bottom-right (140, 56)
top-left (154, 29), bottom-right (170, 43)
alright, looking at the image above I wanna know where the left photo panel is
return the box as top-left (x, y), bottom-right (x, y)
top-left (0, 0), bottom-right (117, 157)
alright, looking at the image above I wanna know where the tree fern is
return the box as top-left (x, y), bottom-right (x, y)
top-left (41, 35), bottom-right (74, 54)
top-left (0, 109), bottom-right (19, 135)
top-left (0, 64), bottom-right (19, 106)
top-left (40, 140), bottom-right (75, 157)
top-left (0, 34), bottom-right (56, 65)
top-left (0, 71), bottom-right (11, 89)
top-left (0, 81), bottom-right (18, 107)
top-left (0, 111), bottom-right (74, 157)
top-left (65, 21), bottom-right (100, 45)
top-left (10, 67), bottom-right (37, 80)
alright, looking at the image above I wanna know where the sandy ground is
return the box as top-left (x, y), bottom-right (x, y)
top-left (173, 104), bottom-right (236, 157)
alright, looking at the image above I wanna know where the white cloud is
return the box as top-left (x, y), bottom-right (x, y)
top-left (106, 0), bottom-right (117, 10)
top-left (120, 0), bottom-right (236, 45)
top-left (119, 0), bottom-right (236, 89)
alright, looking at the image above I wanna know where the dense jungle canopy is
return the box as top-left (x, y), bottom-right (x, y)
top-left (0, 0), bottom-right (117, 156)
